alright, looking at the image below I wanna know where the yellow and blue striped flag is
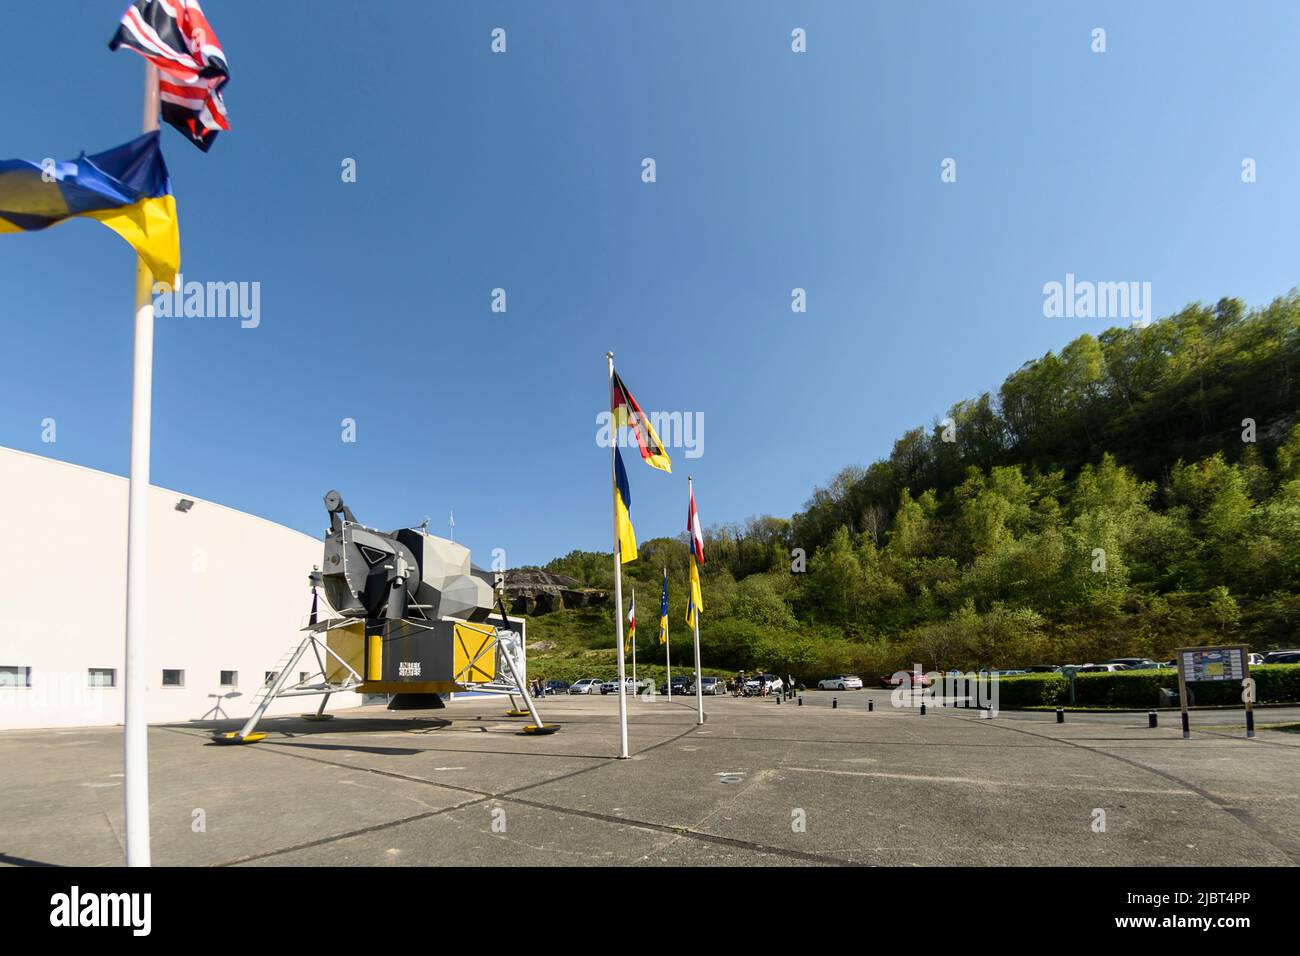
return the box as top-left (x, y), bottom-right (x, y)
top-left (659, 568), bottom-right (669, 644)
top-left (0, 131), bottom-right (179, 287)
top-left (614, 446), bottom-right (637, 564)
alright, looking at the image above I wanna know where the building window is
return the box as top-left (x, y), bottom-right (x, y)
top-left (264, 671), bottom-right (279, 687)
top-left (299, 671), bottom-right (310, 684)
top-left (161, 669), bottom-right (185, 688)
top-left (0, 666), bottom-right (32, 688)
top-left (220, 670), bottom-right (238, 687)
top-left (88, 668), bottom-right (116, 688)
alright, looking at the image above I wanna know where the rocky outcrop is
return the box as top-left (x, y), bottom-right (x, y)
top-left (503, 568), bottom-right (608, 616)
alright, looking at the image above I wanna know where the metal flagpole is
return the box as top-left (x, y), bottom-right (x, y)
top-left (631, 589), bottom-right (637, 691)
top-left (664, 567), bottom-right (671, 702)
top-left (607, 353), bottom-right (630, 758)
top-left (690, 476), bottom-right (704, 725)
top-left (124, 62), bottom-right (160, 867)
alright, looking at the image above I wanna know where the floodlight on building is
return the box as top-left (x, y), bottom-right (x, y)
top-left (175, 498), bottom-right (194, 513)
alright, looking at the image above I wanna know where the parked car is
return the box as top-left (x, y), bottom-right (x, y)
top-left (743, 673), bottom-right (784, 695)
top-left (568, 678), bottom-right (603, 695)
top-left (600, 677), bottom-right (650, 695)
top-left (1263, 649), bottom-right (1300, 664)
top-left (1022, 665), bottom-right (1059, 673)
top-left (659, 675), bottom-right (690, 696)
top-left (542, 679), bottom-right (569, 696)
top-left (1075, 663), bottom-right (1128, 673)
top-left (880, 671), bottom-right (933, 688)
top-left (1105, 657), bottom-right (1160, 669)
top-left (686, 676), bottom-right (726, 695)
top-left (817, 675), bottom-right (864, 690)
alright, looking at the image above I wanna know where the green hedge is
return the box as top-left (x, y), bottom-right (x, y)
top-left (992, 664), bottom-right (1300, 709)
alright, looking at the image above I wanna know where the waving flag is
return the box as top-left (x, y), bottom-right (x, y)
top-left (687, 484), bottom-right (705, 565)
top-left (611, 371), bottom-right (672, 472)
top-left (614, 447), bottom-right (638, 564)
top-left (626, 590), bottom-right (636, 654)
top-left (659, 569), bottom-right (669, 644)
top-left (685, 480), bottom-right (704, 629)
top-left (110, 0), bottom-right (231, 152)
top-left (0, 131), bottom-right (180, 287)
top-left (686, 559), bottom-right (704, 629)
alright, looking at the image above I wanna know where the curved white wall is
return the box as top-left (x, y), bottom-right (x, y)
top-left (0, 447), bottom-right (360, 729)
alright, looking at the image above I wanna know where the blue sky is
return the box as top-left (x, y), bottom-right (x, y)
top-left (3, 1), bottom-right (1300, 567)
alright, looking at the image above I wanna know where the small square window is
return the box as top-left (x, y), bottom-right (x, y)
top-left (299, 671), bottom-right (310, 684)
top-left (161, 669), bottom-right (185, 688)
top-left (264, 671), bottom-right (279, 687)
top-left (88, 668), bottom-right (116, 688)
top-left (220, 670), bottom-right (238, 687)
top-left (0, 666), bottom-right (32, 689)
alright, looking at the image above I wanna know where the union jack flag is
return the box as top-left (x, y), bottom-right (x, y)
top-left (109, 0), bottom-right (231, 152)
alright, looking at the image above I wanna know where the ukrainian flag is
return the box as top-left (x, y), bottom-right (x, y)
top-left (0, 131), bottom-right (179, 288)
top-left (614, 446), bottom-right (638, 564)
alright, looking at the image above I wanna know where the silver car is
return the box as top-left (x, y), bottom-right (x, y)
top-left (568, 678), bottom-right (603, 695)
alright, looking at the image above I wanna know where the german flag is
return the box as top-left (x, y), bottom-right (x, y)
top-left (611, 371), bottom-right (671, 473)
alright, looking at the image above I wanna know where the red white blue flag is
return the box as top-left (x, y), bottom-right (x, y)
top-left (110, 0), bottom-right (231, 152)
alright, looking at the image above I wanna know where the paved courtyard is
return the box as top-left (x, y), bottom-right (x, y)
top-left (2, 690), bottom-right (1298, 867)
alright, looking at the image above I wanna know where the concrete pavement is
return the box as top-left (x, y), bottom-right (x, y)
top-left (1, 689), bottom-right (1297, 867)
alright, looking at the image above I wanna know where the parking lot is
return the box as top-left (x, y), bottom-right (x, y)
top-left (2, 690), bottom-right (1298, 867)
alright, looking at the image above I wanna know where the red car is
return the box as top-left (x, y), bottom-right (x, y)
top-left (880, 671), bottom-right (933, 689)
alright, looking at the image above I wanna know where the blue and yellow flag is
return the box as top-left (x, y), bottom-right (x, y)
top-left (659, 568), bottom-right (669, 644)
top-left (0, 131), bottom-right (180, 288)
top-left (614, 446), bottom-right (637, 564)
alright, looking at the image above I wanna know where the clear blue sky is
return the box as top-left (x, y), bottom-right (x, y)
top-left (3, 1), bottom-right (1300, 567)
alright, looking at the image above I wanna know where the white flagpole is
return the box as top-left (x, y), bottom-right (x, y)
top-left (607, 352), bottom-right (630, 758)
top-left (124, 62), bottom-right (160, 867)
top-left (631, 589), bottom-right (637, 690)
top-left (690, 476), bottom-right (704, 725)
top-left (664, 567), bottom-right (671, 702)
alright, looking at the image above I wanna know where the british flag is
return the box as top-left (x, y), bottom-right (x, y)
top-left (109, 0), bottom-right (231, 152)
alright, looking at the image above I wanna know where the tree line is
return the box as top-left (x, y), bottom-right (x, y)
top-left (543, 293), bottom-right (1300, 679)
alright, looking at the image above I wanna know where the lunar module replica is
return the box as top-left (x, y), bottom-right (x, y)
top-left (214, 491), bottom-right (556, 743)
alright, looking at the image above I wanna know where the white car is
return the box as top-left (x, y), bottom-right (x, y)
top-left (743, 674), bottom-right (784, 695)
top-left (817, 675), bottom-right (863, 690)
top-left (568, 678), bottom-right (603, 695)
top-left (600, 677), bottom-right (649, 695)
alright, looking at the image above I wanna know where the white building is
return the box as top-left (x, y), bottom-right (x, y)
top-left (0, 446), bottom-right (361, 730)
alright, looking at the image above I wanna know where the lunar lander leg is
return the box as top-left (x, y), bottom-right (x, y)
top-left (211, 621), bottom-right (365, 745)
top-left (492, 626), bottom-right (557, 735)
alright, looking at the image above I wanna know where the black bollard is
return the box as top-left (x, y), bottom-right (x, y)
top-left (868, 699), bottom-right (874, 712)
top-left (1246, 709), bottom-right (1255, 738)
top-left (1181, 711), bottom-right (1190, 739)
top-left (832, 697), bottom-right (838, 709)
top-left (920, 701), bottom-right (926, 715)
top-left (1148, 710), bottom-right (1157, 728)
top-left (798, 696), bottom-right (803, 706)
top-left (776, 693), bottom-right (781, 705)
top-left (1055, 708), bottom-right (1064, 724)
